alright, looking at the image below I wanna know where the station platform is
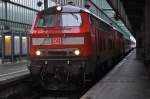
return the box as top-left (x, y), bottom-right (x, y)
top-left (81, 49), bottom-right (150, 99)
top-left (0, 61), bottom-right (29, 85)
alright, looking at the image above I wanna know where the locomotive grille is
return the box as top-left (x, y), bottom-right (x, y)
top-left (40, 49), bottom-right (75, 57)
top-left (48, 51), bottom-right (67, 56)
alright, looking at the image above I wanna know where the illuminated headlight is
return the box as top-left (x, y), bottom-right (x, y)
top-left (74, 49), bottom-right (80, 56)
top-left (36, 50), bottom-right (41, 56)
top-left (56, 6), bottom-right (62, 11)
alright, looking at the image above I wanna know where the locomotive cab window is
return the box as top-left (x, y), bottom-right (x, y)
top-left (36, 13), bottom-right (82, 27)
top-left (60, 13), bottom-right (82, 27)
top-left (36, 14), bottom-right (57, 27)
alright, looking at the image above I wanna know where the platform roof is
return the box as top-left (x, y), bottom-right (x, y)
top-left (96, 0), bottom-right (134, 38)
top-left (121, 0), bottom-right (145, 33)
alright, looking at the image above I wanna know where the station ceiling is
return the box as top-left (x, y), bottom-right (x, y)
top-left (121, 0), bottom-right (145, 34)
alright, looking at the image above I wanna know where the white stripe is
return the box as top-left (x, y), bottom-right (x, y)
top-left (0, 69), bottom-right (28, 77)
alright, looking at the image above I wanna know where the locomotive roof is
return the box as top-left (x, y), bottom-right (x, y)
top-left (38, 5), bottom-right (108, 26)
top-left (38, 5), bottom-right (88, 14)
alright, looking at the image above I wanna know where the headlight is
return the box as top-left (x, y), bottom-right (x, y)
top-left (74, 49), bottom-right (80, 56)
top-left (56, 6), bottom-right (62, 11)
top-left (36, 50), bottom-right (41, 56)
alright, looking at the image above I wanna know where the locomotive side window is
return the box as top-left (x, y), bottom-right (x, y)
top-left (62, 37), bottom-right (84, 45)
top-left (36, 15), bottom-right (57, 27)
top-left (60, 13), bottom-right (82, 27)
top-left (32, 38), bottom-right (51, 45)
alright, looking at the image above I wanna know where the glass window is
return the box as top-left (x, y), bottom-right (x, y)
top-left (32, 38), bottom-right (51, 45)
top-left (36, 13), bottom-right (82, 27)
top-left (0, 1), bottom-right (3, 19)
top-left (60, 13), bottom-right (82, 27)
top-left (36, 14), bottom-right (57, 27)
top-left (62, 37), bottom-right (84, 45)
top-left (48, 0), bottom-right (56, 7)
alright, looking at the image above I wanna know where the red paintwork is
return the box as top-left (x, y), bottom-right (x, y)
top-left (30, 13), bottom-right (93, 57)
top-left (30, 11), bottom-right (123, 59)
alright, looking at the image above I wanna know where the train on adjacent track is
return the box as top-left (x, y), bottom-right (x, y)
top-left (28, 5), bottom-right (134, 90)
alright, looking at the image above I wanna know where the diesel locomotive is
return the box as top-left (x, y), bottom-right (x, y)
top-left (28, 5), bottom-right (133, 90)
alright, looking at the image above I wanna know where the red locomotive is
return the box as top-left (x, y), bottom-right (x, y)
top-left (28, 5), bottom-right (132, 90)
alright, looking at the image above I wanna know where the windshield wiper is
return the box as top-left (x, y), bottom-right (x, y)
top-left (71, 13), bottom-right (78, 21)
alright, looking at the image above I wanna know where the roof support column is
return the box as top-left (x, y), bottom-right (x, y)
top-left (144, 0), bottom-right (150, 66)
top-left (136, 28), bottom-right (144, 60)
top-left (44, 0), bottom-right (48, 9)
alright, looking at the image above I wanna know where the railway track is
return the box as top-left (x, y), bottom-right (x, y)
top-left (0, 76), bottom-right (86, 99)
top-left (27, 84), bottom-right (89, 99)
top-left (0, 66), bottom-right (114, 99)
top-left (0, 51), bottom-right (131, 99)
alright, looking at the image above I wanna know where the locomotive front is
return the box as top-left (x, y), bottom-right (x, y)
top-left (28, 5), bottom-right (93, 90)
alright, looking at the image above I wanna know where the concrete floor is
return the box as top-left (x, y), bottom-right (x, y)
top-left (0, 61), bottom-right (29, 83)
top-left (81, 50), bottom-right (150, 99)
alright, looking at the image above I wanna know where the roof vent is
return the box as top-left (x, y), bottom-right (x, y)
top-left (84, 4), bottom-right (91, 9)
top-left (68, 1), bottom-right (75, 6)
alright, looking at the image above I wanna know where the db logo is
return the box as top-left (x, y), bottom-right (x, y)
top-left (52, 37), bottom-right (61, 44)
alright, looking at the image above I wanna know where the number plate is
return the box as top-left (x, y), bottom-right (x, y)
top-left (52, 37), bottom-right (62, 44)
